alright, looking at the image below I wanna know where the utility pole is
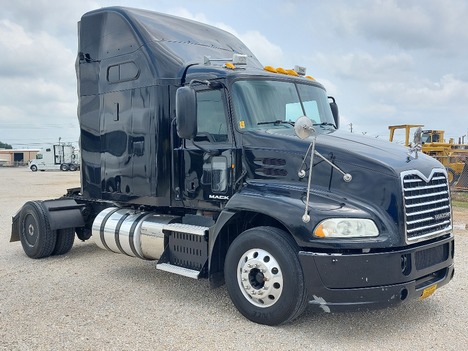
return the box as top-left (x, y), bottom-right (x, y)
top-left (349, 123), bottom-right (353, 133)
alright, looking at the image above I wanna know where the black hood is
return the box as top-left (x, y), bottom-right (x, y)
top-left (239, 128), bottom-right (447, 248)
top-left (241, 128), bottom-right (442, 181)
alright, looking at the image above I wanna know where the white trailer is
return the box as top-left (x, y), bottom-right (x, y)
top-left (29, 144), bottom-right (79, 172)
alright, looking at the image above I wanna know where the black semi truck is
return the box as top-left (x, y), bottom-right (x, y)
top-left (11, 7), bottom-right (454, 325)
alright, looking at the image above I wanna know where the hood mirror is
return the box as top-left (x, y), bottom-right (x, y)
top-left (294, 116), bottom-right (315, 139)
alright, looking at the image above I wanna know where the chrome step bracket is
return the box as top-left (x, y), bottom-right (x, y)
top-left (156, 262), bottom-right (200, 279)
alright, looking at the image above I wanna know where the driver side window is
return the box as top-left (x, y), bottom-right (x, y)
top-left (196, 90), bottom-right (228, 142)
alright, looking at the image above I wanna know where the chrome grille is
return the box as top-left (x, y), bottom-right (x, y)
top-left (401, 169), bottom-right (452, 242)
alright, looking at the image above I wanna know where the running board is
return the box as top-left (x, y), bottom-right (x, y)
top-left (162, 222), bottom-right (209, 236)
top-left (156, 263), bottom-right (200, 279)
top-left (156, 222), bottom-right (210, 279)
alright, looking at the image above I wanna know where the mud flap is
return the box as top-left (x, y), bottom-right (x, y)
top-left (10, 210), bottom-right (20, 242)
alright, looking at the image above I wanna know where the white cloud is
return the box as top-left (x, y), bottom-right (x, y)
top-left (167, 7), bottom-right (283, 65)
top-left (0, 20), bottom-right (75, 80)
top-left (315, 78), bottom-right (339, 96)
top-left (1, 0), bottom-right (98, 36)
top-left (341, 74), bottom-right (468, 139)
top-left (0, 19), bottom-right (76, 125)
top-left (334, 0), bottom-right (468, 53)
top-left (314, 51), bottom-right (414, 81)
top-left (0, 76), bottom-right (77, 125)
top-left (236, 30), bottom-right (283, 65)
top-left (370, 74), bottom-right (468, 106)
top-left (0, 16), bottom-right (78, 146)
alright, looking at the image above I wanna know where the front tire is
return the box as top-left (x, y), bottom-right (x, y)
top-left (30, 165), bottom-right (38, 172)
top-left (224, 226), bottom-right (308, 325)
top-left (19, 201), bottom-right (57, 259)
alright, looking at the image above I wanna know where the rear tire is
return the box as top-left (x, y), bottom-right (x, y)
top-left (224, 226), bottom-right (308, 325)
top-left (69, 164), bottom-right (77, 172)
top-left (52, 228), bottom-right (75, 255)
top-left (60, 163), bottom-right (69, 171)
top-left (19, 201), bottom-right (56, 259)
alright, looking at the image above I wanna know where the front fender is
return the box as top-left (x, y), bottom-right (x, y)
top-left (223, 181), bottom-right (394, 249)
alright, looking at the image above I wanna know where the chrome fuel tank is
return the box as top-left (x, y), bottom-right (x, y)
top-left (92, 207), bottom-right (179, 260)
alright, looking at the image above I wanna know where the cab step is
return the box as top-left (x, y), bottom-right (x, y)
top-left (156, 222), bottom-right (210, 279)
top-left (156, 262), bottom-right (201, 279)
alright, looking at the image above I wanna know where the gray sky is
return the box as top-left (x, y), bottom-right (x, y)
top-left (1, 0), bottom-right (468, 149)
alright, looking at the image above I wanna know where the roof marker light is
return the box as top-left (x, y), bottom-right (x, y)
top-left (264, 65), bottom-right (277, 73)
top-left (276, 67), bottom-right (287, 74)
top-left (286, 69), bottom-right (299, 76)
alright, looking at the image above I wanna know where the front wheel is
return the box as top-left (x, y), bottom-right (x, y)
top-left (224, 226), bottom-right (308, 325)
top-left (30, 165), bottom-right (38, 172)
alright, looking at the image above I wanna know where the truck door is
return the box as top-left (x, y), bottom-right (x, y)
top-left (176, 88), bottom-right (238, 209)
top-left (53, 145), bottom-right (63, 165)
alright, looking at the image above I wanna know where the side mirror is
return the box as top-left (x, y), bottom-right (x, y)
top-left (176, 86), bottom-right (197, 139)
top-left (328, 96), bottom-right (339, 129)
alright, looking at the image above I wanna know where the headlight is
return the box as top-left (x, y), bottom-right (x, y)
top-left (314, 218), bottom-right (379, 238)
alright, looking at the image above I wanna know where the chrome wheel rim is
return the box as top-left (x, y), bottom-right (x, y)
top-left (236, 248), bottom-right (283, 308)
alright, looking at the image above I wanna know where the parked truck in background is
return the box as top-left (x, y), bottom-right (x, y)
top-left (11, 7), bottom-right (454, 325)
top-left (29, 144), bottom-right (80, 172)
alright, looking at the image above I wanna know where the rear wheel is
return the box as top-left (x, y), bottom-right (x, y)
top-left (19, 201), bottom-right (56, 259)
top-left (52, 228), bottom-right (75, 255)
top-left (224, 226), bottom-right (308, 325)
top-left (69, 164), bottom-right (77, 171)
top-left (60, 163), bottom-right (69, 171)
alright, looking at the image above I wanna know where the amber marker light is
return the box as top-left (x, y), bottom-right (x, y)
top-left (264, 65), bottom-right (277, 73)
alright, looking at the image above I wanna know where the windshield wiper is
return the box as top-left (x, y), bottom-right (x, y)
top-left (313, 122), bottom-right (336, 128)
top-left (258, 120), bottom-right (295, 126)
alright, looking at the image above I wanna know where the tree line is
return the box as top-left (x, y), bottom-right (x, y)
top-left (0, 141), bottom-right (13, 149)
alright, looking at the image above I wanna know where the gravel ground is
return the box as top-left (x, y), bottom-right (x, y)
top-left (0, 167), bottom-right (467, 351)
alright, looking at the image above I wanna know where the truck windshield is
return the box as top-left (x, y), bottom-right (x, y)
top-left (231, 79), bottom-right (335, 131)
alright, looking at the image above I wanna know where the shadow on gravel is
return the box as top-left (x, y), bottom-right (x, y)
top-left (285, 297), bottom-right (443, 336)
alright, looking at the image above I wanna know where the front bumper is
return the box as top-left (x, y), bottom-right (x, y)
top-left (299, 235), bottom-right (454, 312)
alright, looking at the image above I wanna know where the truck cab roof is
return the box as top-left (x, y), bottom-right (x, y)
top-left (78, 6), bottom-right (262, 80)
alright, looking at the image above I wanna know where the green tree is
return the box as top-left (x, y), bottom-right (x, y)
top-left (0, 141), bottom-right (13, 149)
